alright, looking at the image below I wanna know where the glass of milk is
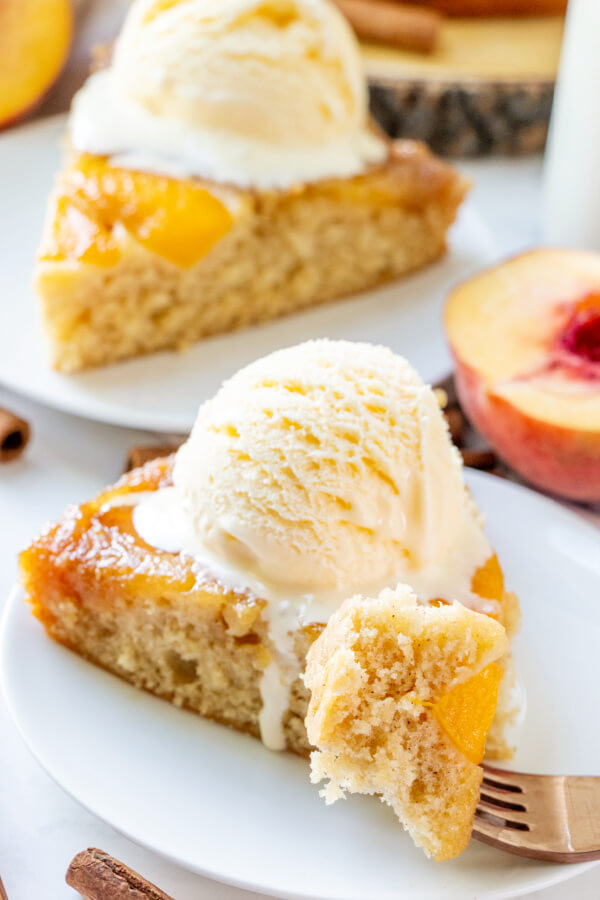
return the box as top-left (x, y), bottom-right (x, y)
top-left (542, 0), bottom-right (600, 250)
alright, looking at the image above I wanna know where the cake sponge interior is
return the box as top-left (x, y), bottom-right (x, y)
top-left (304, 585), bottom-right (509, 861)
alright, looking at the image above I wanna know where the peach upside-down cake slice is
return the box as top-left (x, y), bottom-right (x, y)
top-left (20, 454), bottom-right (519, 760)
top-left (35, 140), bottom-right (466, 372)
top-left (304, 585), bottom-right (509, 861)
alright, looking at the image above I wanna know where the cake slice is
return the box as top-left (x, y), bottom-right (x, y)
top-left (34, 0), bottom-right (469, 372)
top-left (304, 585), bottom-right (508, 861)
top-left (35, 141), bottom-right (466, 372)
top-left (20, 455), bottom-right (516, 760)
top-left (20, 340), bottom-right (520, 765)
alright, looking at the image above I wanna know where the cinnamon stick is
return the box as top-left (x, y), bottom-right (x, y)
top-left (332, 0), bottom-right (441, 53)
top-left (444, 406), bottom-right (466, 446)
top-left (409, 0), bottom-right (566, 15)
top-left (66, 849), bottom-right (174, 900)
top-left (0, 408), bottom-right (30, 463)
top-left (125, 443), bottom-right (182, 473)
top-left (460, 448), bottom-right (498, 471)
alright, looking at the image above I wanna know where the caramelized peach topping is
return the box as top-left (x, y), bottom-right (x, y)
top-left (433, 663), bottom-right (504, 764)
top-left (41, 154), bottom-right (233, 267)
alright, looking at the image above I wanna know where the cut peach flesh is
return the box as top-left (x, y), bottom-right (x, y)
top-left (445, 249), bottom-right (600, 499)
top-left (559, 294), bottom-right (600, 363)
top-left (0, 0), bottom-right (72, 127)
top-left (445, 249), bottom-right (600, 431)
top-left (434, 663), bottom-right (504, 764)
top-left (493, 371), bottom-right (600, 430)
top-left (41, 154), bottom-right (233, 268)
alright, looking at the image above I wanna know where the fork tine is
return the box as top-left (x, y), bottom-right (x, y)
top-left (482, 764), bottom-right (549, 794)
top-left (481, 776), bottom-right (524, 798)
top-left (482, 764), bottom-right (525, 790)
top-left (479, 791), bottom-right (527, 813)
top-left (474, 770), bottom-right (600, 863)
top-left (472, 815), bottom-right (543, 860)
top-left (473, 813), bottom-right (507, 841)
top-left (477, 798), bottom-right (530, 825)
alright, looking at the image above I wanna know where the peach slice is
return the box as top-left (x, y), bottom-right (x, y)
top-left (445, 249), bottom-right (600, 501)
top-left (434, 663), bottom-right (504, 764)
top-left (0, 0), bottom-right (73, 129)
top-left (39, 154), bottom-right (234, 268)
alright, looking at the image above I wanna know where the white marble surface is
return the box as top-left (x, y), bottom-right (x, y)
top-left (1, 157), bottom-right (599, 900)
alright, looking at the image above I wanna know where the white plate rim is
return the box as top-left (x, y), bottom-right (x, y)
top-left (2, 470), bottom-right (599, 900)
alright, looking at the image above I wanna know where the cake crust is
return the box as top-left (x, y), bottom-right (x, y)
top-left (20, 457), bottom-right (315, 755)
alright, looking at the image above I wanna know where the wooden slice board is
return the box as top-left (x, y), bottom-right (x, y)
top-left (363, 16), bottom-right (564, 155)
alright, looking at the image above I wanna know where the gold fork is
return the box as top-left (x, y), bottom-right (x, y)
top-left (473, 764), bottom-right (600, 862)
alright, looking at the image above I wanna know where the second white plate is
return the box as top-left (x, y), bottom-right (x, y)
top-left (2, 471), bottom-right (599, 899)
top-left (0, 115), bottom-right (495, 433)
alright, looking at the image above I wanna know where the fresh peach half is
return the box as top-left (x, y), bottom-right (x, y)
top-left (445, 249), bottom-right (600, 501)
top-left (0, 0), bottom-right (73, 130)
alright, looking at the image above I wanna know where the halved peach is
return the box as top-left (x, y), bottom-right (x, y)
top-left (0, 0), bottom-right (73, 130)
top-left (445, 249), bottom-right (600, 501)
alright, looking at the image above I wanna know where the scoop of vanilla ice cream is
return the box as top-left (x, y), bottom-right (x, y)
top-left (69, 0), bottom-right (386, 187)
top-left (173, 340), bottom-right (484, 595)
top-left (114, 0), bottom-right (365, 146)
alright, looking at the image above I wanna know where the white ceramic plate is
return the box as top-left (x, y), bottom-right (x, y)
top-left (2, 471), bottom-right (599, 899)
top-left (0, 115), bottom-right (496, 433)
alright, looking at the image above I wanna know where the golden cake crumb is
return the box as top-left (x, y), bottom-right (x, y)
top-left (304, 585), bottom-right (508, 861)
